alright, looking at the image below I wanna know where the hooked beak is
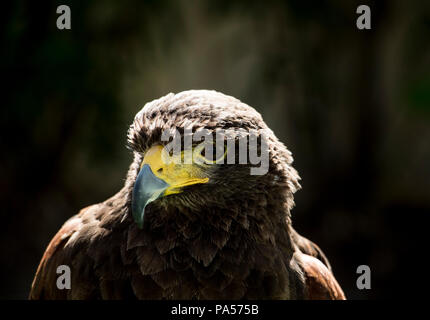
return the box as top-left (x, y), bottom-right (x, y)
top-left (131, 164), bottom-right (168, 228)
top-left (131, 144), bottom-right (210, 228)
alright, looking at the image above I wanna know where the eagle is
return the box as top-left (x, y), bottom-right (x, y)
top-left (30, 90), bottom-right (345, 300)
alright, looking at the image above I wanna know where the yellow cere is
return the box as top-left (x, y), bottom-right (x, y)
top-left (141, 145), bottom-right (210, 196)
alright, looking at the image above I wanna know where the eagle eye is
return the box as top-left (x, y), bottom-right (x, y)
top-left (193, 141), bottom-right (227, 164)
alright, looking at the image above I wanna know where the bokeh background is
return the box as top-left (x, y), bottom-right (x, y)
top-left (1, 0), bottom-right (429, 299)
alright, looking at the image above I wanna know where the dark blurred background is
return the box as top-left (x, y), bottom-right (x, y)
top-left (1, 0), bottom-right (429, 299)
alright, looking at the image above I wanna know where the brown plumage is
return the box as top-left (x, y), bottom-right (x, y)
top-left (29, 90), bottom-right (345, 300)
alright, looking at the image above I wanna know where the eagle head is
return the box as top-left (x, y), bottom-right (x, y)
top-left (125, 90), bottom-right (300, 229)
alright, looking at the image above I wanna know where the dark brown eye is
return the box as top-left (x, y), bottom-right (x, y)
top-left (157, 168), bottom-right (163, 173)
top-left (198, 144), bottom-right (214, 161)
top-left (201, 142), bottom-right (227, 162)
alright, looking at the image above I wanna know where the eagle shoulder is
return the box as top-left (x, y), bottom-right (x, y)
top-left (29, 205), bottom-right (95, 299)
top-left (296, 253), bottom-right (345, 300)
top-left (291, 227), bottom-right (332, 270)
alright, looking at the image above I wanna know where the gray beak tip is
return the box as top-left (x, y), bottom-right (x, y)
top-left (131, 164), bottom-right (169, 228)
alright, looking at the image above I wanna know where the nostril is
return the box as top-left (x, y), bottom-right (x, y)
top-left (157, 168), bottom-right (163, 173)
